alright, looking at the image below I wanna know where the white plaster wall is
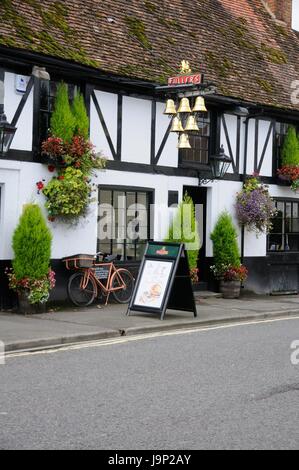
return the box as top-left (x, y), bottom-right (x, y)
top-left (258, 120), bottom-right (273, 177)
top-left (4, 72), bottom-right (33, 151)
top-left (155, 102), bottom-right (178, 167)
top-left (246, 119), bottom-right (256, 175)
top-left (220, 114), bottom-right (237, 175)
top-left (205, 179), bottom-right (243, 257)
top-left (122, 96), bottom-right (151, 164)
top-left (0, 160), bottom-right (97, 260)
top-left (0, 161), bottom-right (199, 260)
top-left (89, 90), bottom-right (118, 160)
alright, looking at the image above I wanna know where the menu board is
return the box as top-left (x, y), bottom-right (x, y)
top-left (133, 260), bottom-right (173, 309)
top-left (127, 242), bottom-right (197, 320)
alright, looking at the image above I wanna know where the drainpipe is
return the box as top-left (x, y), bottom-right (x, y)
top-left (0, 69), bottom-right (4, 115)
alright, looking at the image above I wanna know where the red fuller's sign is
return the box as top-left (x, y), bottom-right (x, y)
top-left (168, 73), bottom-right (203, 86)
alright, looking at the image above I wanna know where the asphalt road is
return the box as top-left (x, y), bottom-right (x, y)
top-left (0, 318), bottom-right (299, 450)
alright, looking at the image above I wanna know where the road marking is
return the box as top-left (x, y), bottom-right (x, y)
top-left (5, 314), bottom-right (299, 360)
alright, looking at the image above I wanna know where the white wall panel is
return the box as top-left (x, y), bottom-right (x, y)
top-left (246, 119), bottom-right (256, 175)
top-left (155, 102), bottom-right (178, 167)
top-left (220, 114), bottom-right (237, 175)
top-left (205, 179), bottom-right (243, 257)
top-left (0, 161), bottom-right (199, 260)
top-left (90, 90), bottom-right (118, 160)
top-left (4, 72), bottom-right (33, 151)
top-left (122, 97), bottom-right (151, 164)
top-left (258, 120), bottom-right (273, 177)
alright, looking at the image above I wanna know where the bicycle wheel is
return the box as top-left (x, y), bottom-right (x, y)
top-left (68, 272), bottom-right (97, 307)
top-left (111, 269), bottom-right (134, 304)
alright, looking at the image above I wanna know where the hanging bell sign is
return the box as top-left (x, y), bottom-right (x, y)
top-left (177, 97), bottom-right (192, 114)
top-left (184, 115), bottom-right (199, 132)
top-left (192, 96), bottom-right (207, 113)
top-left (170, 116), bottom-right (184, 133)
top-left (163, 99), bottom-right (177, 115)
top-left (178, 133), bottom-right (191, 149)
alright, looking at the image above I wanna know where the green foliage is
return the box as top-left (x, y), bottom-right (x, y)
top-left (50, 83), bottom-right (75, 142)
top-left (281, 127), bottom-right (299, 166)
top-left (72, 92), bottom-right (89, 139)
top-left (165, 192), bottom-right (200, 270)
top-left (12, 204), bottom-right (52, 281)
top-left (43, 167), bottom-right (91, 218)
top-left (125, 16), bottom-right (152, 49)
top-left (210, 212), bottom-right (240, 268)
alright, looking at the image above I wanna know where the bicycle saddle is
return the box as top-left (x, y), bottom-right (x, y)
top-left (104, 254), bottom-right (118, 262)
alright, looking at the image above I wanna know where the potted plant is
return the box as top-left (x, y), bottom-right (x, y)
top-left (277, 126), bottom-right (299, 192)
top-left (164, 192), bottom-right (200, 288)
top-left (210, 264), bottom-right (248, 299)
top-left (235, 175), bottom-right (277, 234)
top-left (39, 83), bottom-right (106, 222)
top-left (6, 204), bottom-right (55, 314)
top-left (210, 212), bottom-right (247, 298)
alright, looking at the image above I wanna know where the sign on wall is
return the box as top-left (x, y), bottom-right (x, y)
top-left (127, 242), bottom-right (197, 320)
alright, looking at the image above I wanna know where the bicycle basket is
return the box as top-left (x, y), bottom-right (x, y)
top-left (62, 254), bottom-right (95, 270)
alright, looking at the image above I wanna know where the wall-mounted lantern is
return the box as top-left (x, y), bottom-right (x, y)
top-left (0, 113), bottom-right (17, 156)
top-left (209, 145), bottom-right (232, 180)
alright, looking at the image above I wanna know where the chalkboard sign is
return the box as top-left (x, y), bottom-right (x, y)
top-left (94, 266), bottom-right (110, 280)
top-left (127, 242), bottom-right (197, 320)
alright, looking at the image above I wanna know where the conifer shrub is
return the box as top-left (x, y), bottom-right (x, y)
top-left (210, 212), bottom-right (240, 270)
top-left (281, 127), bottom-right (299, 167)
top-left (12, 204), bottom-right (52, 280)
top-left (50, 83), bottom-right (75, 142)
top-left (7, 205), bottom-right (56, 305)
top-left (165, 192), bottom-right (200, 280)
top-left (72, 92), bottom-right (89, 139)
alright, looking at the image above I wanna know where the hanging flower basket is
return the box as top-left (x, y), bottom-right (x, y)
top-left (277, 166), bottom-right (299, 192)
top-left (235, 176), bottom-right (277, 234)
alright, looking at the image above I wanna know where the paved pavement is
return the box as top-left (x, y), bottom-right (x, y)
top-left (1, 317), bottom-right (298, 449)
top-left (1, 293), bottom-right (299, 352)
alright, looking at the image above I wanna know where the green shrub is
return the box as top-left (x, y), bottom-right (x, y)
top-left (72, 92), bottom-right (89, 139)
top-left (165, 192), bottom-right (200, 270)
top-left (50, 83), bottom-right (75, 142)
top-left (281, 126), bottom-right (299, 166)
top-left (210, 212), bottom-right (240, 268)
top-left (12, 204), bottom-right (52, 281)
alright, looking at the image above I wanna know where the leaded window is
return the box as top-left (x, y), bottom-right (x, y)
top-left (98, 189), bottom-right (152, 261)
top-left (268, 199), bottom-right (299, 252)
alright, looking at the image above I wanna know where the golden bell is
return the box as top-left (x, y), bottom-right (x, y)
top-left (170, 116), bottom-right (184, 133)
top-left (178, 133), bottom-right (192, 149)
top-left (192, 96), bottom-right (207, 113)
top-left (177, 97), bottom-right (192, 114)
top-left (184, 115), bottom-right (199, 132)
top-left (163, 99), bottom-right (177, 115)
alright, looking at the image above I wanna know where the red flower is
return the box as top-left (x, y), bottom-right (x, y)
top-left (48, 165), bottom-right (55, 173)
top-left (58, 175), bottom-right (65, 180)
top-left (42, 137), bottom-right (64, 157)
top-left (36, 181), bottom-right (44, 191)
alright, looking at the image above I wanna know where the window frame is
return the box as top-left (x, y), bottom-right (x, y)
top-left (97, 186), bottom-right (154, 262)
top-left (273, 120), bottom-right (299, 175)
top-left (33, 76), bottom-right (84, 160)
top-left (178, 110), bottom-right (218, 169)
top-left (267, 197), bottom-right (299, 253)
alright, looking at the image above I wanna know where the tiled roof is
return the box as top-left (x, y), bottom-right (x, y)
top-left (0, 0), bottom-right (299, 110)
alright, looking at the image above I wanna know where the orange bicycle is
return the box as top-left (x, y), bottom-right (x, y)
top-left (63, 253), bottom-right (135, 307)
